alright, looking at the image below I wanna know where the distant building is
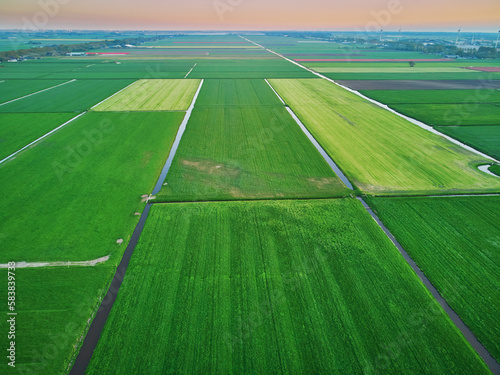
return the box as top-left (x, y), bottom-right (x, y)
top-left (7, 59), bottom-right (18, 62)
top-left (66, 52), bottom-right (86, 56)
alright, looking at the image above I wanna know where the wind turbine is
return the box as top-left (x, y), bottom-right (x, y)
top-left (397, 28), bottom-right (402, 41)
top-left (496, 28), bottom-right (500, 49)
top-left (455, 28), bottom-right (461, 46)
top-left (379, 29), bottom-right (383, 42)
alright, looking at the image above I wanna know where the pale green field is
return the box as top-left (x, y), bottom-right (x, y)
top-left (92, 79), bottom-right (201, 111)
top-left (269, 79), bottom-right (500, 195)
top-left (312, 67), bottom-right (471, 73)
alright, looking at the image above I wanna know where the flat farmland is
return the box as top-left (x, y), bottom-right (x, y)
top-left (0, 79), bottom-right (68, 103)
top-left (437, 125), bottom-right (500, 160)
top-left (93, 79), bottom-right (200, 111)
top-left (359, 89), bottom-right (500, 104)
top-left (0, 111), bottom-right (184, 262)
top-left (157, 106), bottom-right (349, 201)
top-left (0, 266), bottom-right (114, 375)
top-left (269, 78), bottom-right (500, 194)
top-left (156, 79), bottom-right (349, 201)
top-left (0, 112), bottom-right (76, 159)
top-left (367, 196), bottom-right (500, 362)
top-left (390, 103), bottom-right (500, 126)
top-left (86, 200), bottom-right (488, 374)
top-left (0, 79), bottom-right (134, 113)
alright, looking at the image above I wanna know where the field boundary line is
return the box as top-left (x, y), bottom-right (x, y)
top-left (264, 79), bottom-right (286, 105)
top-left (184, 63), bottom-right (198, 78)
top-left (0, 111), bottom-right (87, 165)
top-left (0, 255), bottom-right (110, 268)
top-left (357, 197), bottom-right (500, 373)
top-left (264, 77), bottom-right (354, 190)
top-left (151, 79), bottom-right (205, 195)
top-left (0, 79), bottom-right (76, 107)
top-left (240, 36), bottom-right (500, 164)
top-left (90, 80), bottom-right (138, 110)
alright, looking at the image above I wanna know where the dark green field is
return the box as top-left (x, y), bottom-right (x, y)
top-left (359, 89), bottom-right (500, 104)
top-left (367, 196), bottom-right (500, 362)
top-left (86, 199), bottom-right (489, 375)
top-left (390, 103), bottom-right (500, 126)
top-left (0, 79), bottom-right (67, 103)
top-left (0, 79), bottom-right (133, 112)
top-left (0, 266), bottom-right (114, 375)
top-left (0, 112), bottom-right (76, 159)
top-left (437, 125), bottom-right (500, 160)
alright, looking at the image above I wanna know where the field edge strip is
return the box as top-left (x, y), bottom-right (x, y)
top-left (239, 35), bottom-right (500, 164)
top-left (356, 197), bottom-right (500, 374)
top-left (0, 255), bottom-right (110, 268)
top-left (0, 111), bottom-right (87, 165)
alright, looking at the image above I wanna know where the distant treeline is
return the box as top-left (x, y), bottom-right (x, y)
top-left (385, 41), bottom-right (499, 59)
top-left (0, 36), bottom-right (162, 62)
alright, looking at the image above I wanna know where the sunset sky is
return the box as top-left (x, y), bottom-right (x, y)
top-left (1, 0), bottom-right (499, 32)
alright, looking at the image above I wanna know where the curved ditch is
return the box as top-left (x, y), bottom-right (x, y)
top-left (479, 164), bottom-right (500, 178)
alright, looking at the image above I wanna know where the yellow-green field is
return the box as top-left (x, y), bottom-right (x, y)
top-left (269, 78), bottom-right (500, 195)
top-left (92, 79), bottom-right (200, 111)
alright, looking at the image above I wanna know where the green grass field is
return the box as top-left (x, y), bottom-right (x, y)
top-left (86, 199), bottom-right (489, 374)
top-left (195, 78), bottom-right (282, 106)
top-left (0, 266), bottom-right (114, 375)
top-left (0, 113), bottom-right (76, 159)
top-left (359, 89), bottom-right (500, 105)
top-left (0, 79), bottom-right (134, 113)
top-left (269, 78), bottom-right (500, 194)
top-left (314, 67), bottom-right (469, 73)
top-left (0, 79), bottom-right (67, 103)
top-left (367, 196), bottom-right (500, 362)
top-left (0, 111), bottom-right (184, 262)
top-left (437, 125), bottom-right (500, 160)
top-left (156, 79), bottom-right (349, 201)
top-left (93, 79), bottom-right (200, 111)
top-left (390, 103), bottom-right (500, 126)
